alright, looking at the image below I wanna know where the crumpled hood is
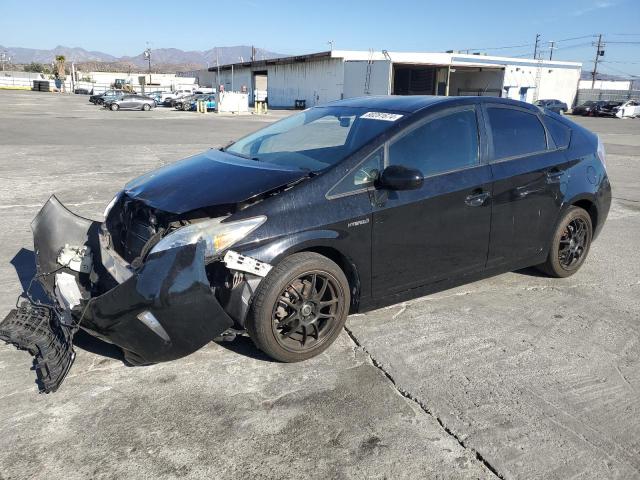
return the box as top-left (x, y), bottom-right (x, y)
top-left (124, 149), bottom-right (309, 214)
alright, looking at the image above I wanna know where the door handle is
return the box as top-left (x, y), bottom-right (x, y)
top-left (545, 169), bottom-right (564, 183)
top-left (465, 191), bottom-right (491, 207)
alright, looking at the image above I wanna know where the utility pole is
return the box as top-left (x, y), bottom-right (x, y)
top-left (144, 47), bottom-right (151, 74)
top-left (591, 34), bottom-right (604, 89)
top-left (548, 41), bottom-right (555, 60)
top-left (0, 51), bottom-right (9, 71)
top-left (533, 33), bottom-right (540, 59)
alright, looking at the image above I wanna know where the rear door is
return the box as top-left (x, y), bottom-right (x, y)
top-left (120, 95), bottom-right (135, 109)
top-left (483, 104), bottom-right (567, 268)
top-left (371, 104), bottom-right (492, 297)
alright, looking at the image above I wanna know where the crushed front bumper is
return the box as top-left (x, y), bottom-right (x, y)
top-left (1, 196), bottom-right (234, 392)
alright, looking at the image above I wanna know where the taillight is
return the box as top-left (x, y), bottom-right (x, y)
top-left (596, 135), bottom-right (607, 171)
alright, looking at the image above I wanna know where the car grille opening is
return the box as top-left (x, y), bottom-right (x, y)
top-left (107, 196), bottom-right (159, 263)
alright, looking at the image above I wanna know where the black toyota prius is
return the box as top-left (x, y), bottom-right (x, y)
top-left (1, 96), bottom-right (611, 392)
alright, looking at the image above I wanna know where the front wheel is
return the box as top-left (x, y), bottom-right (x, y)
top-left (142, 103), bottom-right (151, 111)
top-left (110, 103), bottom-right (119, 111)
top-left (537, 206), bottom-right (593, 278)
top-left (246, 252), bottom-right (350, 362)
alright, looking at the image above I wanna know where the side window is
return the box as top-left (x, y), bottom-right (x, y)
top-left (328, 148), bottom-right (383, 198)
top-left (487, 107), bottom-right (547, 159)
top-left (388, 109), bottom-right (479, 176)
top-left (543, 116), bottom-right (571, 149)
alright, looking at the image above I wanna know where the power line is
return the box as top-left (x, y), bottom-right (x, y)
top-left (553, 34), bottom-right (598, 42)
top-left (599, 63), bottom-right (640, 78)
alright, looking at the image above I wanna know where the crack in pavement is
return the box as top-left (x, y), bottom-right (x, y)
top-left (343, 325), bottom-right (504, 480)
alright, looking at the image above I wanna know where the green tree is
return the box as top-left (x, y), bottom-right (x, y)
top-left (24, 62), bottom-right (45, 73)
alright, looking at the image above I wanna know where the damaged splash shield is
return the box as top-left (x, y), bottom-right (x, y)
top-left (1, 196), bottom-right (234, 392)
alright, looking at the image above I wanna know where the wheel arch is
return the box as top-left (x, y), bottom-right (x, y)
top-left (297, 246), bottom-right (361, 314)
top-left (571, 198), bottom-right (598, 232)
top-left (242, 233), bottom-right (362, 314)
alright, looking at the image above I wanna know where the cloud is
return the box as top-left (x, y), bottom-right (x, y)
top-left (572, 1), bottom-right (616, 16)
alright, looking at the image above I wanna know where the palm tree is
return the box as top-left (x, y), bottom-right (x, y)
top-left (54, 55), bottom-right (66, 92)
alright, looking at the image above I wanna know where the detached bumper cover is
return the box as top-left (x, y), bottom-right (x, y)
top-left (1, 196), bottom-right (234, 391)
top-left (0, 302), bottom-right (76, 393)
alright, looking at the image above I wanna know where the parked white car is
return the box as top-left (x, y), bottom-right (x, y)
top-left (160, 88), bottom-right (197, 104)
top-left (615, 100), bottom-right (640, 118)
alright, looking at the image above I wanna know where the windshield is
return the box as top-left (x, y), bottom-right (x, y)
top-left (225, 106), bottom-right (404, 172)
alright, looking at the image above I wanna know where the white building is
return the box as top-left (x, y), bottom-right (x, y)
top-left (578, 79), bottom-right (632, 91)
top-left (194, 50), bottom-right (582, 108)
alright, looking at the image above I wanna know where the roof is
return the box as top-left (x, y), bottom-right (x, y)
top-left (325, 95), bottom-right (541, 114)
top-left (325, 95), bottom-right (447, 113)
top-left (207, 50), bottom-right (582, 72)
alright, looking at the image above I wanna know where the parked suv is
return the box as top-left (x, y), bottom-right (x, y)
top-left (534, 99), bottom-right (568, 114)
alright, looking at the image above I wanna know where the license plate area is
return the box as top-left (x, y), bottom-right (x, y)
top-left (0, 302), bottom-right (76, 393)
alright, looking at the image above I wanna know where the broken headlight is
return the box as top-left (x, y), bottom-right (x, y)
top-left (149, 216), bottom-right (266, 260)
top-left (103, 191), bottom-right (123, 220)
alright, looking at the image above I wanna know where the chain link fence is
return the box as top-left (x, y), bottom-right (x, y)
top-left (576, 88), bottom-right (640, 105)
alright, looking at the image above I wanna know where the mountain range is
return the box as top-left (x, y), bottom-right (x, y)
top-left (0, 45), bottom-right (284, 71)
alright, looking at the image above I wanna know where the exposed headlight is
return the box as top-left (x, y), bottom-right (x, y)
top-left (103, 191), bottom-right (123, 219)
top-left (149, 216), bottom-right (267, 260)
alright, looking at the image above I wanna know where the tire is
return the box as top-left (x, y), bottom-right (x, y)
top-left (142, 103), bottom-right (150, 111)
top-left (537, 206), bottom-right (593, 278)
top-left (110, 103), bottom-right (119, 111)
top-left (246, 252), bottom-right (350, 362)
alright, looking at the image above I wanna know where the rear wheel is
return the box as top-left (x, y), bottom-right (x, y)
top-left (537, 206), bottom-right (592, 278)
top-left (110, 103), bottom-right (119, 111)
top-left (142, 103), bottom-right (151, 111)
top-left (246, 252), bottom-right (350, 362)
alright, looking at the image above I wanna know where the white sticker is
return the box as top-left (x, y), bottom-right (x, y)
top-left (361, 111), bottom-right (404, 121)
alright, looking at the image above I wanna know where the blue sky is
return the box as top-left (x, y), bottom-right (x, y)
top-left (1, 0), bottom-right (639, 75)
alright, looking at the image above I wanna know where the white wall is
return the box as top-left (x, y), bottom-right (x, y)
top-left (503, 64), bottom-right (580, 106)
top-left (578, 79), bottom-right (631, 90)
top-left (266, 58), bottom-right (344, 108)
top-left (343, 60), bottom-right (391, 98)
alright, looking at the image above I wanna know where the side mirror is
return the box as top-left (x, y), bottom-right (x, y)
top-left (376, 165), bottom-right (424, 191)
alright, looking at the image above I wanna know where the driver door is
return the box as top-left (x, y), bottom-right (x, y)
top-left (371, 105), bottom-right (492, 297)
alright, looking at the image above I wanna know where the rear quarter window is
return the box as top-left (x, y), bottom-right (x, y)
top-left (487, 107), bottom-right (547, 160)
top-left (543, 116), bottom-right (572, 149)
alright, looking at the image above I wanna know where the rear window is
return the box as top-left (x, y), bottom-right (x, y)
top-left (487, 107), bottom-right (547, 159)
top-left (543, 116), bottom-right (571, 149)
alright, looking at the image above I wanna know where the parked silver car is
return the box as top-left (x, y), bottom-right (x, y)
top-left (105, 95), bottom-right (156, 111)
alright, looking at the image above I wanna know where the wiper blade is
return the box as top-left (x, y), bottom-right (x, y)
top-left (221, 148), bottom-right (259, 161)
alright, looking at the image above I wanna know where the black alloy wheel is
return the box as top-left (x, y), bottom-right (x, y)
top-left (247, 252), bottom-right (350, 362)
top-left (271, 271), bottom-right (342, 352)
top-left (558, 217), bottom-right (589, 269)
top-left (538, 206), bottom-right (592, 278)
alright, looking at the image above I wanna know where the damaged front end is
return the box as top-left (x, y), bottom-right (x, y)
top-left (1, 195), bottom-right (270, 393)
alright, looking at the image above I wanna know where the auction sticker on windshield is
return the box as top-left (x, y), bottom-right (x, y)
top-left (360, 112), bottom-right (404, 121)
